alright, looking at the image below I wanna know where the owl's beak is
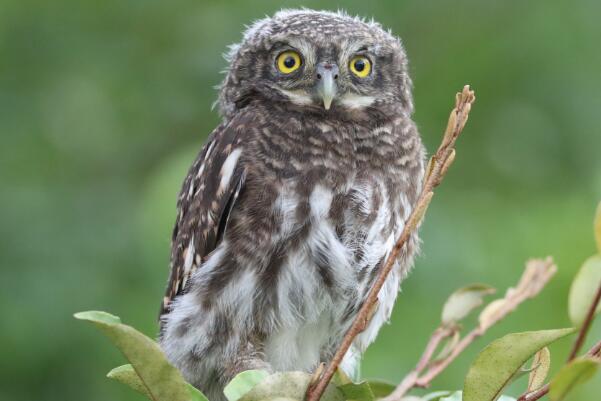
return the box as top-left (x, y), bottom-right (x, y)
top-left (316, 63), bottom-right (339, 110)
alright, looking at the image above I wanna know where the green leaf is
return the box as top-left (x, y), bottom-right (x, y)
top-left (568, 255), bottom-right (601, 326)
top-left (422, 390), bottom-right (453, 400)
top-left (440, 391), bottom-right (516, 401)
top-left (108, 364), bottom-right (153, 399)
top-left (463, 328), bottom-right (575, 401)
top-left (595, 201), bottom-right (601, 252)
top-left (396, 391), bottom-right (456, 401)
top-left (238, 372), bottom-right (343, 401)
top-left (527, 347), bottom-right (551, 392)
top-left (439, 391), bottom-right (462, 401)
top-left (505, 362), bottom-right (533, 386)
top-left (224, 370), bottom-right (270, 401)
top-left (441, 284), bottom-right (496, 325)
top-left (549, 357), bottom-right (600, 400)
top-left (108, 365), bottom-right (209, 401)
top-left (366, 380), bottom-right (396, 398)
top-left (187, 383), bottom-right (210, 401)
top-left (333, 369), bottom-right (352, 386)
top-left (75, 310), bottom-right (195, 401)
top-left (75, 310), bottom-right (121, 324)
top-left (338, 381), bottom-right (374, 401)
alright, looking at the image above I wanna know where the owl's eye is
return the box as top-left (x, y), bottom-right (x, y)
top-left (276, 51), bottom-right (302, 74)
top-left (350, 56), bottom-right (371, 78)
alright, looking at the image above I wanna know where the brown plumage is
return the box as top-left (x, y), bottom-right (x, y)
top-left (159, 9), bottom-right (425, 401)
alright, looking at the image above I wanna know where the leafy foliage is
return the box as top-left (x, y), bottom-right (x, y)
top-left (548, 357), bottom-right (600, 401)
top-left (235, 372), bottom-right (343, 401)
top-left (527, 347), bottom-right (551, 393)
top-left (364, 380), bottom-right (396, 398)
top-left (441, 284), bottom-right (495, 326)
top-left (462, 329), bottom-right (574, 401)
top-left (438, 392), bottom-right (516, 401)
top-left (107, 364), bottom-right (208, 401)
top-left (74, 311), bottom-right (194, 401)
top-left (107, 364), bottom-right (153, 399)
top-left (224, 370), bottom-right (270, 401)
top-left (338, 381), bottom-right (376, 401)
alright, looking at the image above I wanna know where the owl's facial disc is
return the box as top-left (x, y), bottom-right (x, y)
top-left (315, 62), bottom-right (339, 110)
top-left (268, 39), bottom-right (391, 113)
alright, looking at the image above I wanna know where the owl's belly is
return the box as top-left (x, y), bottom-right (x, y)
top-left (262, 180), bottom-right (406, 374)
top-left (263, 303), bottom-right (336, 372)
top-left (261, 230), bottom-right (400, 376)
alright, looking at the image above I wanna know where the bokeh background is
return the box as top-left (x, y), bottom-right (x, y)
top-left (1, 0), bottom-right (600, 400)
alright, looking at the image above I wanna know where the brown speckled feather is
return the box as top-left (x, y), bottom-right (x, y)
top-left (160, 119), bottom-right (246, 316)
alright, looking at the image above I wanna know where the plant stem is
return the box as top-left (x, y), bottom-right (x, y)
top-left (517, 383), bottom-right (549, 401)
top-left (386, 327), bottom-right (455, 398)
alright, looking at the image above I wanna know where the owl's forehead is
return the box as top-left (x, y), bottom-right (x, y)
top-left (244, 10), bottom-right (394, 48)
top-left (273, 12), bottom-right (373, 38)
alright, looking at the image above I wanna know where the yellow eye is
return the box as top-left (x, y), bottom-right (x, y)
top-left (276, 51), bottom-right (302, 74)
top-left (350, 56), bottom-right (371, 78)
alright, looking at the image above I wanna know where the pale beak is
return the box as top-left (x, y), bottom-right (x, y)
top-left (316, 63), bottom-right (339, 110)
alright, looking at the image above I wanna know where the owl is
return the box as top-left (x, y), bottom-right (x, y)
top-left (159, 9), bottom-right (425, 401)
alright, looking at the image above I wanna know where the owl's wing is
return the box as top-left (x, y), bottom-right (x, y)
top-left (160, 119), bottom-right (246, 318)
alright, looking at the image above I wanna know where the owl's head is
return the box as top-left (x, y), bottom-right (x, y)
top-left (218, 9), bottom-right (414, 120)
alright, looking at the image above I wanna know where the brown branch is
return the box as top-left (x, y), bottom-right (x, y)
top-left (416, 327), bottom-right (455, 372)
top-left (383, 258), bottom-right (557, 401)
top-left (517, 280), bottom-right (601, 401)
top-left (389, 326), bottom-right (456, 397)
top-left (304, 86), bottom-right (476, 401)
top-left (518, 383), bottom-right (549, 401)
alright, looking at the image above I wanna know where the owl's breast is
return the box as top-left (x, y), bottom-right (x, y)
top-left (221, 111), bottom-right (423, 373)
top-left (261, 173), bottom-right (411, 370)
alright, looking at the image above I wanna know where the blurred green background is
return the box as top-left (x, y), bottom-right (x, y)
top-left (1, 0), bottom-right (600, 400)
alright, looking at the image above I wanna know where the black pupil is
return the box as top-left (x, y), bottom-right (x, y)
top-left (354, 59), bottom-right (366, 72)
top-left (284, 56), bottom-right (296, 69)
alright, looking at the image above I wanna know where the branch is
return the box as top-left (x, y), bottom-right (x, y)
top-left (383, 258), bottom-right (557, 401)
top-left (517, 280), bottom-right (601, 401)
top-left (389, 326), bottom-right (456, 397)
top-left (304, 85), bottom-right (476, 401)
